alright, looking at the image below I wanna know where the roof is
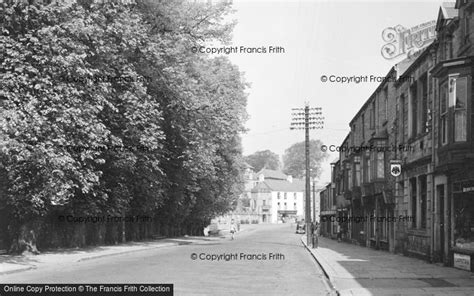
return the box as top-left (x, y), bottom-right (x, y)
top-left (442, 2), bottom-right (458, 18)
top-left (436, 2), bottom-right (458, 31)
top-left (264, 178), bottom-right (305, 192)
top-left (256, 169), bottom-right (288, 180)
top-left (251, 181), bottom-right (272, 193)
top-left (349, 67), bottom-right (396, 126)
top-left (396, 44), bottom-right (434, 79)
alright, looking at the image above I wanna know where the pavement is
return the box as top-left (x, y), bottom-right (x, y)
top-left (0, 238), bottom-right (187, 276)
top-left (0, 224), bottom-right (259, 276)
top-left (1, 223), bottom-right (332, 296)
top-left (301, 235), bottom-right (474, 296)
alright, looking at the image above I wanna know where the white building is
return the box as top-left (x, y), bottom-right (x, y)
top-left (251, 169), bottom-right (305, 223)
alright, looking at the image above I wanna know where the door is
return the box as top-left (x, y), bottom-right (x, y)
top-left (437, 185), bottom-right (445, 263)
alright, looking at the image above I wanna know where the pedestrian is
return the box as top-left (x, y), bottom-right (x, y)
top-left (337, 224), bottom-right (342, 242)
top-left (230, 219), bottom-right (237, 240)
top-left (311, 222), bottom-right (319, 248)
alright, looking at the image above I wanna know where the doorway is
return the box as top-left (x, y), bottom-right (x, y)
top-left (437, 184), bottom-right (445, 263)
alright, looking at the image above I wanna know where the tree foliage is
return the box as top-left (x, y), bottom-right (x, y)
top-left (243, 150), bottom-right (280, 172)
top-left (0, 0), bottom-right (247, 252)
top-left (282, 140), bottom-right (328, 179)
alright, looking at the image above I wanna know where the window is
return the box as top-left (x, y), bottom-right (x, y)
top-left (348, 163), bottom-right (353, 189)
top-left (463, 10), bottom-right (471, 44)
top-left (440, 82), bottom-right (448, 145)
top-left (383, 88), bottom-right (388, 123)
top-left (294, 193), bottom-right (297, 199)
top-left (354, 156), bottom-right (361, 186)
top-left (277, 192), bottom-right (281, 199)
top-left (398, 181), bottom-right (405, 199)
top-left (369, 146), bottom-right (384, 180)
top-left (362, 114), bottom-right (365, 139)
top-left (421, 74), bottom-right (428, 133)
top-left (410, 178), bottom-right (417, 228)
top-left (409, 83), bottom-right (418, 137)
top-left (284, 202), bottom-right (287, 210)
top-left (370, 101), bottom-right (376, 129)
top-left (263, 200), bottom-right (266, 206)
top-left (284, 192), bottom-right (287, 199)
top-left (454, 191), bottom-right (474, 249)
top-left (400, 94), bottom-right (406, 142)
top-left (277, 202), bottom-right (281, 209)
top-left (293, 202), bottom-right (296, 210)
top-left (363, 151), bottom-right (371, 183)
top-left (454, 77), bottom-right (467, 142)
top-left (420, 175), bottom-right (427, 229)
top-left (376, 151), bottom-right (385, 179)
top-left (351, 125), bottom-right (356, 145)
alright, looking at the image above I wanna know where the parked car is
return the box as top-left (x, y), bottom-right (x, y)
top-left (296, 221), bottom-right (306, 234)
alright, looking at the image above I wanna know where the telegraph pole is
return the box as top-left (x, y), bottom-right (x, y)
top-left (291, 103), bottom-right (324, 245)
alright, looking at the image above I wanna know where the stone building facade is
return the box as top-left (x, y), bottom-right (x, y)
top-left (322, 1), bottom-right (474, 271)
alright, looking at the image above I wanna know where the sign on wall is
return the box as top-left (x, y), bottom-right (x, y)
top-left (454, 253), bottom-right (471, 271)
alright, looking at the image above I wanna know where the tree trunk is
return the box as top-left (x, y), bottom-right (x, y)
top-left (9, 222), bottom-right (40, 255)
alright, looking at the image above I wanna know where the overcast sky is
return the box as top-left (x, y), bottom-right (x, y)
top-left (224, 0), bottom-right (445, 185)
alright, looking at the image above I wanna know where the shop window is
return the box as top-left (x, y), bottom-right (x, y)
top-left (440, 82), bottom-right (448, 145)
top-left (454, 193), bottom-right (474, 250)
top-left (454, 77), bottom-right (467, 142)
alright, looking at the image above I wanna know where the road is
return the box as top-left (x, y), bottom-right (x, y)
top-left (1, 224), bottom-right (333, 296)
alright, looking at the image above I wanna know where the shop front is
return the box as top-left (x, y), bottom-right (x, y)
top-left (320, 210), bottom-right (336, 238)
top-left (277, 210), bottom-right (297, 223)
top-left (451, 179), bottom-right (474, 272)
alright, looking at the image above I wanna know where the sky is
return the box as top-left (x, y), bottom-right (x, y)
top-left (222, 0), bottom-right (446, 186)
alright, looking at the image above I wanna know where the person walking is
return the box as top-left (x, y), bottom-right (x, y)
top-left (230, 219), bottom-right (237, 240)
top-left (337, 223), bottom-right (342, 242)
top-left (311, 221), bottom-right (319, 248)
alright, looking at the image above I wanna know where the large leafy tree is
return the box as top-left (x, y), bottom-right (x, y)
top-left (282, 140), bottom-right (328, 179)
top-left (244, 150), bottom-right (280, 172)
top-left (0, 0), bottom-right (247, 252)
